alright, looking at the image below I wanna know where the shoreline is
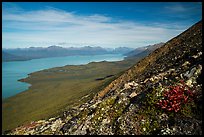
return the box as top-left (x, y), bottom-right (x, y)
top-left (16, 59), bottom-right (124, 91)
top-left (2, 58), bottom-right (135, 132)
top-left (2, 53), bottom-right (125, 63)
top-left (3, 54), bottom-right (125, 99)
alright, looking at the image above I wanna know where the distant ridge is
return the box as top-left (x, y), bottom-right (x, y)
top-left (2, 51), bottom-right (30, 62)
top-left (124, 42), bottom-right (164, 60)
top-left (3, 46), bottom-right (134, 62)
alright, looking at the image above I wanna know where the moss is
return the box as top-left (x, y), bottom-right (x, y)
top-left (137, 86), bottom-right (165, 134)
top-left (90, 96), bottom-right (117, 129)
top-left (80, 108), bottom-right (89, 120)
top-left (109, 97), bottom-right (131, 134)
top-left (135, 113), bottom-right (161, 135)
top-left (111, 100), bottom-right (129, 122)
top-left (179, 101), bottom-right (197, 118)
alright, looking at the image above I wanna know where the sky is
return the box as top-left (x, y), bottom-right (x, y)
top-left (2, 2), bottom-right (202, 49)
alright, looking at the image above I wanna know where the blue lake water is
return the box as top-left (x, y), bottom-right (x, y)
top-left (2, 54), bottom-right (125, 99)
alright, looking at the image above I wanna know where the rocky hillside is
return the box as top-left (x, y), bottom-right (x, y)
top-left (5, 20), bottom-right (202, 135)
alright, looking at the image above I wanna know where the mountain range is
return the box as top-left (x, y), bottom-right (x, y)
top-left (124, 42), bottom-right (165, 60)
top-left (2, 43), bottom-right (165, 62)
top-left (2, 46), bottom-right (134, 62)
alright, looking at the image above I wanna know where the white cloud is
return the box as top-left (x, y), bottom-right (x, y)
top-left (2, 8), bottom-right (190, 49)
top-left (165, 4), bottom-right (187, 13)
top-left (164, 2), bottom-right (202, 14)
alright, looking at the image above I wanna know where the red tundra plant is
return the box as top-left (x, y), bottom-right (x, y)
top-left (156, 80), bottom-right (194, 112)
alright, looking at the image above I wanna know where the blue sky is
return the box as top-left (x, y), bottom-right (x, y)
top-left (2, 2), bottom-right (202, 49)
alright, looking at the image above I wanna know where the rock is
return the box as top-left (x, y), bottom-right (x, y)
top-left (102, 118), bottom-right (110, 125)
top-left (182, 61), bottom-right (190, 67)
top-left (129, 92), bottom-right (137, 98)
top-left (130, 81), bottom-right (139, 87)
top-left (186, 79), bottom-right (193, 87)
top-left (50, 118), bottom-right (63, 132)
top-left (194, 64), bottom-right (202, 76)
top-left (124, 83), bottom-right (131, 89)
top-left (37, 120), bottom-right (46, 124)
top-left (187, 67), bottom-right (196, 78)
top-left (159, 113), bottom-right (168, 121)
top-left (192, 52), bottom-right (202, 58)
top-left (143, 78), bottom-right (149, 83)
top-left (79, 107), bottom-right (84, 111)
top-left (124, 81), bottom-right (138, 90)
top-left (160, 127), bottom-right (172, 135)
top-left (150, 77), bottom-right (154, 82)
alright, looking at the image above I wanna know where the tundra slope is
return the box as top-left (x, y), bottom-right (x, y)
top-left (7, 20), bottom-right (202, 135)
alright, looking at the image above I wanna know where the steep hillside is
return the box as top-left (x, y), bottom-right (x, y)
top-left (5, 20), bottom-right (202, 135)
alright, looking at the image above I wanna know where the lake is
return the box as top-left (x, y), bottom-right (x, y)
top-left (2, 54), bottom-right (125, 99)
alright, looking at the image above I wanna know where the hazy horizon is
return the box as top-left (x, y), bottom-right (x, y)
top-left (2, 45), bottom-right (136, 50)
